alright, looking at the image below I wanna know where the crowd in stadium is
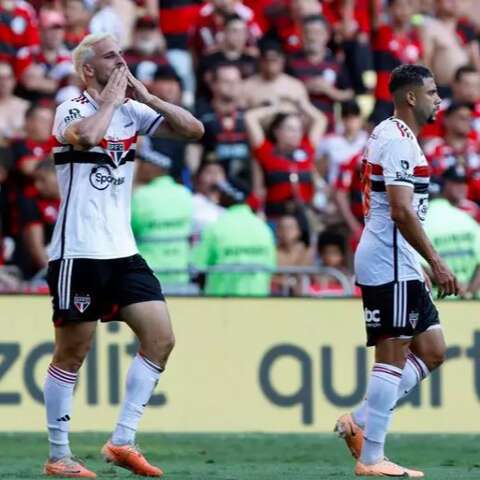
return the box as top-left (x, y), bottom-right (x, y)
top-left (0, 0), bottom-right (479, 297)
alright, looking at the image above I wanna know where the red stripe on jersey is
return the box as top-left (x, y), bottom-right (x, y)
top-left (413, 165), bottom-right (430, 177)
top-left (369, 163), bottom-right (383, 175)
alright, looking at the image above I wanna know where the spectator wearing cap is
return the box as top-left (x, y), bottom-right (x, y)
top-left (0, 0), bottom-right (40, 66)
top-left (421, 0), bottom-right (480, 97)
top-left (196, 13), bottom-right (257, 101)
top-left (63, 0), bottom-right (91, 51)
top-left (191, 161), bottom-right (226, 241)
top-left (441, 165), bottom-right (480, 223)
top-left (424, 166), bottom-right (480, 299)
top-left (192, 179), bottom-right (276, 296)
top-left (123, 16), bottom-right (169, 85)
top-left (369, 0), bottom-right (424, 125)
top-left (189, 63), bottom-right (251, 190)
top-left (189, 0), bottom-right (262, 60)
top-left (243, 39), bottom-right (309, 108)
top-left (245, 96), bottom-right (326, 219)
top-left (0, 62), bottom-right (30, 143)
top-left (425, 102), bottom-right (480, 204)
top-left (146, 65), bottom-right (190, 185)
top-left (131, 137), bottom-right (193, 286)
top-left (17, 159), bottom-right (60, 278)
top-left (15, 10), bottom-right (74, 102)
top-left (421, 65), bottom-right (480, 141)
top-left (288, 14), bottom-right (354, 131)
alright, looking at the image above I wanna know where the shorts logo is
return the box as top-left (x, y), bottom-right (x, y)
top-left (89, 165), bottom-right (125, 190)
top-left (409, 311), bottom-right (419, 329)
top-left (74, 294), bottom-right (91, 313)
top-left (364, 308), bottom-right (381, 325)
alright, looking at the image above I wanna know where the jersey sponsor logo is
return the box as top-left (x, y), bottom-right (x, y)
top-left (63, 108), bottom-right (82, 126)
top-left (364, 308), bottom-right (381, 325)
top-left (417, 198), bottom-right (428, 221)
top-left (74, 294), bottom-right (91, 313)
top-left (89, 165), bottom-right (125, 190)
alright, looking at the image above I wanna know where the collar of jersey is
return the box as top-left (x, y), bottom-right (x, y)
top-left (83, 90), bottom-right (98, 110)
top-left (391, 116), bottom-right (415, 138)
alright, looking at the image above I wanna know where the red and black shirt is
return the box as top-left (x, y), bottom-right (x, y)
top-left (254, 138), bottom-right (315, 216)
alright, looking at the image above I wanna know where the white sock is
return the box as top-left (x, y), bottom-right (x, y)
top-left (111, 353), bottom-right (163, 445)
top-left (353, 353), bottom-right (429, 429)
top-left (360, 363), bottom-right (402, 465)
top-left (44, 364), bottom-right (78, 460)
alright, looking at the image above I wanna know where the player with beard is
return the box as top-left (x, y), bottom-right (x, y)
top-left (42, 33), bottom-right (203, 478)
top-left (334, 64), bottom-right (459, 477)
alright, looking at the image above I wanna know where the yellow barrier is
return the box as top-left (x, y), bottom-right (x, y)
top-left (0, 296), bottom-right (478, 432)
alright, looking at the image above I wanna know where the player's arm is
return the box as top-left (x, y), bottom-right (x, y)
top-left (64, 67), bottom-right (127, 149)
top-left (387, 185), bottom-right (459, 298)
top-left (126, 70), bottom-right (204, 141)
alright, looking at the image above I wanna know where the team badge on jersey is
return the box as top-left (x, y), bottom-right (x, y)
top-left (408, 311), bottom-right (419, 329)
top-left (107, 141), bottom-right (127, 165)
top-left (74, 294), bottom-right (91, 313)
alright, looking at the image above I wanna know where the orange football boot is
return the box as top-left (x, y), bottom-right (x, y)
top-left (334, 413), bottom-right (364, 459)
top-left (43, 456), bottom-right (97, 478)
top-left (355, 458), bottom-right (424, 477)
top-left (101, 441), bottom-right (163, 477)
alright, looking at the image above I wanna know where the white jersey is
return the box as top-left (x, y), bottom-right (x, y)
top-left (49, 91), bottom-right (164, 261)
top-left (355, 117), bottom-right (430, 286)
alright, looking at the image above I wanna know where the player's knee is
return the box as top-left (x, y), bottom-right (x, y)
top-left (53, 341), bottom-right (92, 372)
top-left (425, 347), bottom-right (446, 371)
top-left (141, 332), bottom-right (175, 366)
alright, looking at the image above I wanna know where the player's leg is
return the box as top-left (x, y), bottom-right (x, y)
top-left (44, 322), bottom-right (97, 478)
top-left (102, 300), bottom-right (173, 477)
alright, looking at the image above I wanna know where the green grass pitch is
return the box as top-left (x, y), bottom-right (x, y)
top-left (1, 433), bottom-right (479, 479)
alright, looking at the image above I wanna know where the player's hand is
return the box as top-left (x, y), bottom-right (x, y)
top-left (88, 65), bottom-right (127, 108)
top-left (430, 259), bottom-right (460, 298)
top-left (126, 69), bottom-right (152, 104)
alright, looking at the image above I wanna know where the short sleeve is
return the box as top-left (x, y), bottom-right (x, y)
top-left (52, 100), bottom-right (89, 144)
top-left (381, 139), bottom-right (416, 188)
top-left (129, 100), bottom-right (164, 135)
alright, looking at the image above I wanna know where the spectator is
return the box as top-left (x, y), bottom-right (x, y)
top-left (15, 10), bottom-right (73, 102)
top-left (243, 39), bottom-right (309, 108)
top-left (333, 151), bottom-right (364, 247)
top-left (192, 180), bottom-right (276, 296)
top-left (63, 0), bottom-right (91, 50)
top-left (190, 0), bottom-right (262, 60)
top-left (289, 14), bottom-right (354, 131)
top-left (440, 165), bottom-right (480, 223)
top-left (245, 98), bottom-right (326, 219)
top-left (9, 104), bottom-right (55, 199)
top-left (421, 0), bottom-right (480, 96)
top-left (0, 0), bottom-right (40, 66)
top-left (0, 62), bottom-right (30, 144)
top-left (190, 63), bottom-right (251, 190)
top-left (123, 16), bottom-right (169, 85)
top-left (421, 65), bottom-right (480, 140)
top-left (424, 168), bottom-right (480, 299)
top-left (191, 161), bottom-right (226, 242)
top-left (89, 0), bottom-right (125, 44)
top-left (370, 0), bottom-right (424, 124)
top-left (271, 212), bottom-right (312, 296)
top-left (18, 159), bottom-right (60, 278)
top-left (147, 65), bottom-right (189, 184)
top-left (309, 229), bottom-right (351, 296)
top-left (197, 13), bottom-right (257, 100)
top-left (262, 0), bottom-right (322, 55)
top-left (317, 100), bottom-right (368, 184)
top-left (425, 102), bottom-right (480, 204)
top-left (132, 137), bottom-right (193, 286)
